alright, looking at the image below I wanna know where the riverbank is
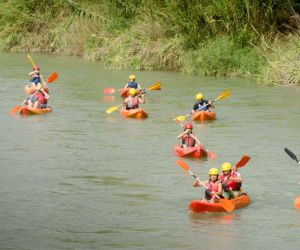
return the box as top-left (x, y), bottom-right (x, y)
top-left (1, 0), bottom-right (300, 85)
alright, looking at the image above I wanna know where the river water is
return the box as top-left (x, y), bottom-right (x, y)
top-left (0, 53), bottom-right (300, 250)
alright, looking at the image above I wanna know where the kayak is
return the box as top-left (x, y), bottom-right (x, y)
top-left (192, 111), bottom-right (216, 122)
top-left (189, 194), bottom-right (250, 213)
top-left (24, 85), bottom-right (36, 95)
top-left (120, 108), bottom-right (148, 119)
top-left (295, 196), bottom-right (300, 210)
top-left (174, 144), bottom-right (208, 158)
top-left (19, 106), bottom-right (53, 115)
top-left (120, 88), bottom-right (130, 97)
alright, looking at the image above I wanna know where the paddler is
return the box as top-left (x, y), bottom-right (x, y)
top-left (123, 88), bottom-right (145, 110)
top-left (123, 75), bottom-right (142, 90)
top-left (193, 168), bottom-right (222, 203)
top-left (192, 93), bottom-right (214, 112)
top-left (26, 83), bottom-right (50, 109)
top-left (219, 162), bottom-right (243, 199)
top-left (176, 123), bottom-right (200, 148)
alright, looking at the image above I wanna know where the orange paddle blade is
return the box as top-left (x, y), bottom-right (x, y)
top-left (11, 105), bottom-right (22, 114)
top-left (47, 72), bottom-right (58, 83)
top-left (220, 198), bottom-right (235, 212)
top-left (148, 82), bottom-right (161, 91)
top-left (103, 88), bottom-right (116, 94)
top-left (235, 155), bottom-right (251, 169)
top-left (176, 160), bottom-right (190, 171)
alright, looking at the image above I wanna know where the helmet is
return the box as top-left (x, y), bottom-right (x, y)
top-left (33, 65), bottom-right (40, 71)
top-left (221, 162), bottom-right (232, 172)
top-left (129, 88), bottom-right (136, 95)
top-left (129, 74), bottom-right (136, 80)
top-left (208, 168), bottom-right (219, 175)
top-left (195, 93), bottom-right (204, 100)
top-left (184, 123), bottom-right (193, 130)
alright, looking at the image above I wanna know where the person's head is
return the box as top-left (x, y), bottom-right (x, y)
top-left (195, 93), bottom-right (204, 101)
top-left (129, 74), bottom-right (136, 82)
top-left (221, 162), bottom-right (232, 175)
top-left (184, 123), bottom-right (193, 132)
top-left (129, 88), bottom-right (137, 96)
top-left (208, 168), bottom-right (219, 181)
top-left (33, 65), bottom-right (40, 72)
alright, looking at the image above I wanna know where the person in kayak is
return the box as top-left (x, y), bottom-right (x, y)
top-left (123, 75), bottom-right (142, 90)
top-left (192, 93), bottom-right (214, 112)
top-left (123, 88), bottom-right (145, 110)
top-left (29, 65), bottom-right (45, 88)
top-left (176, 123), bottom-right (200, 148)
top-left (219, 162), bottom-right (243, 199)
top-left (193, 168), bottom-right (222, 203)
top-left (26, 84), bottom-right (50, 109)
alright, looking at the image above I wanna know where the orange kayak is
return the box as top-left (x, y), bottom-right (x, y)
top-left (189, 194), bottom-right (250, 213)
top-left (174, 144), bottom-right (208, 158)
top-left (192, 111), bottom-right (216, 122)
top-left (120, 108), bottom-right (148, 119)
top-left (19, 106), bottom-right (53, 115)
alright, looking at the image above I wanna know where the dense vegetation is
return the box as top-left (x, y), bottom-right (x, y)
top-left (1, 0), bottom-right (300, 85)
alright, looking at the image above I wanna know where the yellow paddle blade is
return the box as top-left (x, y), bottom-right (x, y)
top-left (106, 105), bottom-right (120, 114)
top-left (27, 54), bottom-right (35, 67)
top-left (216, 90), bottom-right (231, 101)
top-left (148, 82), bottom-right (161, 91)
top-left (175, 115), bottom-right (186, 122)
top-left (220, 198), bottom-right (235, 212)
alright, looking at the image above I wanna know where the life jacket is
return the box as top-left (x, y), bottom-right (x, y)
top-left (182, 133), bottom-right (196, 147)
top-left (195, 100), bottom-right (209, 111)
top-left (34, 91), bottom-right (47, 105)
top-left (207, 180), bottom-right (221, 198)
top-left (220, 171), bottom-right (241, 191)
top-left (126, 96), bottom-right (139, 109)
top-left (31, 73), bottom-right (41, 85)
top-left (127, 81), bottom-right (138, 89)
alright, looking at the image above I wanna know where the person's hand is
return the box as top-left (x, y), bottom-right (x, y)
top-left (208, 101), bottom-right (212, 105)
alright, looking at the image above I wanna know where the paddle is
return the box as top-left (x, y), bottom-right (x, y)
top-left (27, 54), bottom-right (36, 67)
top-left (175, 119), bottom-right (218, 159)
top-left (176, 160), bottom-right (235, 212)
top-left (284, 148), bottom-right (300, 164)
top-left (235, 155), bottom-right (251, 170)
top-left (106, 82), bottom-right (161, 114)
top-left (175, 90), bottom-right (231, 122)
top-left (11, 72), bottom-right (58, 114)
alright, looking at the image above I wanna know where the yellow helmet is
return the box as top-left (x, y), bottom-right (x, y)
top-left (221, 162), bottom-right (232, 172)
top-left (195, 93), bottom-right (204, 100)
top-left (129, 75), bottom-right (136, 80)
top-left (208, 168), bottom-right (219, 175)
top-left (129, 88), bottom-right (136, 95)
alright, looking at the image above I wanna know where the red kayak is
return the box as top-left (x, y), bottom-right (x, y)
top-left (189, 194), bottom-right (250, 213)
top-left (19, 106), bottom-right (53, 115)
top-left (174, 144), bottom-right (208, 158)
top-left (120, 108), bottom-right (148, 119)
top-left (192, 111), bottom-right (216, 122)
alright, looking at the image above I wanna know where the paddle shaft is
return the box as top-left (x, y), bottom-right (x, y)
top-left (284, 148), bottom-right (300, 164)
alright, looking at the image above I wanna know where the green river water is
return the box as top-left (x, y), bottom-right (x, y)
top-left (0, 53), bottom-right (300, 250)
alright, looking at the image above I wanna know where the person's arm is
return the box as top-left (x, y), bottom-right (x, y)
top-left (229, 172), bottom-right (243, 183)
top-left (193, 180), bottom-right (206, 187)
top-left (177, 130), bottom-right (188, 139)
top-left (41, 89), bottom-right (50, 99)
top-left (192, 103), bottom-right (198, 113)
top-left (208, 100), bottom-right (215, 109)
top-left (139, 95), bottom-right (145, 104)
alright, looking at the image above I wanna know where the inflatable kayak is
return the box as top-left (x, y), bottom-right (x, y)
top-left (120, 108), bottom-right (148, 119)
top-left (189, 194), bottom-right (250, 213)
top-left (174, 144), bottom-right (208, 158)
top-left (19, 106), bottom-right (53, 115)
top-left (192, 111), bottom-right (216, 122)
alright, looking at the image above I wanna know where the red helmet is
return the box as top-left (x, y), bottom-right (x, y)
top-left (33, 65), bottom-right (40, 71)
top-left (184, 123), bottom-right (193, 129)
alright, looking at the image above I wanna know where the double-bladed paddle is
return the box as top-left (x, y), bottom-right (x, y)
top-left (106, 81), bottom-right (161, 114)
top-left (11, 72), bottom-right (58, 114)
top-left (176, 160), bottom-right (235, 212)
top-left (175, 90), bottom-right (231, 122)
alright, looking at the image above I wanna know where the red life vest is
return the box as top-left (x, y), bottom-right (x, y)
top-left (205, 180), bottom-right (220, 198)
top-left (220, 171), bottom-right (241, 191)
top-left (182, 133), bottom-right (196, 147)
top-left (126, 96), bottom-right (139, 109)
top-left (34, 92), bottom-right (47, 105)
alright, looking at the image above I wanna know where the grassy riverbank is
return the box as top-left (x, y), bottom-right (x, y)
top-left (1, 0), bottom-right (300, 85)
